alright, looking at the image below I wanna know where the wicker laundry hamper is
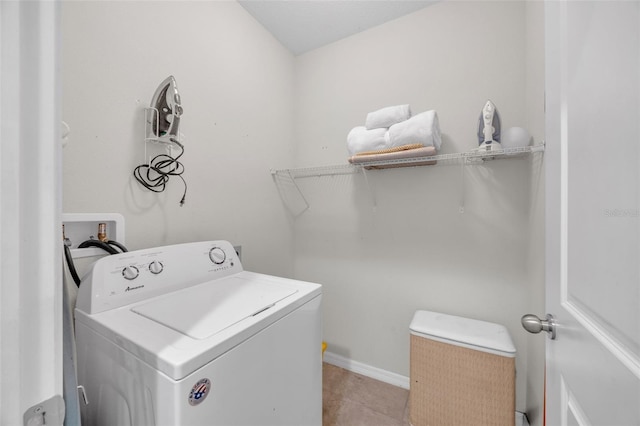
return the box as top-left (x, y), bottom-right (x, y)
top-left (409, 310), bottom-right (516, 426)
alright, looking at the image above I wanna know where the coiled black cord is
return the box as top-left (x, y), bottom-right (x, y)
top-left (133, 140), bottom-right (187, 206)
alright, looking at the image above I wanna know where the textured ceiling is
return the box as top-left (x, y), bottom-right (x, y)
top-left (238, 0), bottom-right (437, 55)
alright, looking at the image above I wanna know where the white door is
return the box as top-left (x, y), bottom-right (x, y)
top-left (544, 1), bottom-right (640, 425)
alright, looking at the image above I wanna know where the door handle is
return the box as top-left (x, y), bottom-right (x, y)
top-left (521, 313), bottom-right (556, 340)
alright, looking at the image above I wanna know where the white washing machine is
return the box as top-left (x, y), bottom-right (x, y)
top-left (75, 240), bottom-right (322, 426)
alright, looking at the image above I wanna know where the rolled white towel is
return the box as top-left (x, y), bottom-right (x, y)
top-left (388, 110), bottom-right (441, 150)
top-left (365, 104), bottom-right (411, 130)
top-left (347, 126), bottom-right (390, 156)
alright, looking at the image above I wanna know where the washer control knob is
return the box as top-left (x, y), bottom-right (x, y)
top-left (209, 247), bottom-right (226, 265)
top-left (149, 261), bottom-right (163, 274)
top-left (122, 266), bottom-right (139, 280)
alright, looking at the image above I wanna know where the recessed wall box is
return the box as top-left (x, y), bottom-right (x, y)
top-left (62, 213), bottom-right (125, 258)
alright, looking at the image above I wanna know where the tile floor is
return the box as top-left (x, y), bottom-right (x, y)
top-left (323, 362), bottom-right (410, 426)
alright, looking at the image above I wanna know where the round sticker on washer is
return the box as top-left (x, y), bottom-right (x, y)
top-left (188, 378), bottom-right (211, 406)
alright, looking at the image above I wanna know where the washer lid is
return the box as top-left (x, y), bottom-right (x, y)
top-left (131, 275), bottom-right (297, 339)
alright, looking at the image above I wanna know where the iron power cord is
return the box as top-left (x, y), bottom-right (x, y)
top-left (133, 139), bottom-right (187, 206)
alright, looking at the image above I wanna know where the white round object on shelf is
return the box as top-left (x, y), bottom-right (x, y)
top-left (501, 127), bottom-right (531, 151)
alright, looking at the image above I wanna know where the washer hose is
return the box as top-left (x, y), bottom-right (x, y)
top-left (64, 239), bottom-right (129, 287)
top-left (105, 240), bottom-right (128, 253)
top-left (63, 244), bottom-right (82, 287)
top-left (78, 239), bottom-right (120, 255)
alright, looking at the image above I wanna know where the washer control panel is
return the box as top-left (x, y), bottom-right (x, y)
top-left (76, 240), bottom-right (243, 314)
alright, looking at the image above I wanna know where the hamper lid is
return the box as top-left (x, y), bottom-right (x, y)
top-left (410, 310), bottom-right (516, 357)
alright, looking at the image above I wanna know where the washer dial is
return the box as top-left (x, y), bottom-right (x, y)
top-left (149, 261), bottom-right (164, 274)
top-left (209, 247), bottom-right (226, 264)
top-left (122, 265), bottom-right (139, 280)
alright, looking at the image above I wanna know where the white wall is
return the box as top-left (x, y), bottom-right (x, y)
top-left (524, 2), bottom-right (546, 425)
top-left (62, 1), bottom-right (296, 276)
top-left (293, 1), bottom-right (538, 411)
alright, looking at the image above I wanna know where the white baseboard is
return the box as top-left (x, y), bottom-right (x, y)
top-left (323, 351), bottom-right (410, 390)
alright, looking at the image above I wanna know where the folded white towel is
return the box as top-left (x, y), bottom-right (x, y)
top-left (347, 126), bottom-right (390, 156)
top-left (365, 104), bottom-right (411, 130)
top-left (388, 110), bottom-right (441, 150)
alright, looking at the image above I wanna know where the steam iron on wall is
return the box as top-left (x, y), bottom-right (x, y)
top-left (150, 75), bottom-right (183, 143)
top-left (477, 100), bottom-right (502, 151)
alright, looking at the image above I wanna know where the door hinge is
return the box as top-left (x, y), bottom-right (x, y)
top-left (23, 394), bottom-right (65, 426)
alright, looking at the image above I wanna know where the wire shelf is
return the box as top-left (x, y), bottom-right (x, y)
top-left (271, 143), bottom-right (545, 217)
top-left (271, 144), bottom-right (544, 178)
